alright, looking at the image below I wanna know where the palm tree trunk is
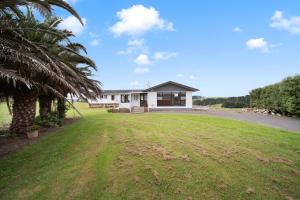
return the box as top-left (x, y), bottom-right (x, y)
top-left (39, 95), bottom-right (52, 119)
top-left (57, 98), bottom-right (66, 126)
top-left (10, 92), bottom-right (37, 136)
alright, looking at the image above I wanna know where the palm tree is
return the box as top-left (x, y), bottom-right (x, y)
top-left (0, 0), bottom-right (83, 92)
top-left (30, 16), bottom-right (101, 120)
top-left (0, 0), bottom-right (82, 24)
top-left (1, 10), bottom-right (101, 135)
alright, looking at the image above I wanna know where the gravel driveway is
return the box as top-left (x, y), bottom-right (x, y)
top-left (157, 109), bottom-right (300, 133)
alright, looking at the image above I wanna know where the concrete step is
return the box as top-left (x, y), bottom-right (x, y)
top-left (133, 108), bottom-right (144, 111)
top-left (132, 107), bottom-right (145, 113)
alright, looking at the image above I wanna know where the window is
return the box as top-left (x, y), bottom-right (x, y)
top-left (157, 92), bottom-right (186, 106)
top-left (180, 93), bottom-right (186, 105)
top-left (100, 95), bottom-right (107, 99)
top-left (111, 95), bottom-right (115, 101)
top-left (121, 94), bottom-right (130, 103)
top-left (133, 94), bottom-right (139, 101)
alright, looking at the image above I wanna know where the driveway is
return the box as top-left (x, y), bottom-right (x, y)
top-left (157, 109), bottom-right (300, 133)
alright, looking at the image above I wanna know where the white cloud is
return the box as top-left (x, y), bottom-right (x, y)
top-left (233, 27), bottom-right (243, 32)
top-left (246, 38), bottom-right (269, 53)
top-left (90, 39), bottom-right (100, 47)
top-left (134, 67), bottom-right (149, 74)
top-left (128, 39), bottom-right (145, 46)
top-left (154, 52), bottom-right (178, 60)
top-left (110, 4), bottom-right (174, 36)
top-left (117, 47), bottom-right (135, 55)
top-left (59, 16), bottom-right (87, 34)
top-left (118, 39), bottom-right (148, 55)
top-left (130, 81), bottom-right (140, 86)
top-left (177, 73), bottom-right (184, 77)
top-left (134, 54), bottom-right (151, 65)
top-left (269, 42), bottom-right (283, 48)
top-left (270, 10), bottom-right (300, 34)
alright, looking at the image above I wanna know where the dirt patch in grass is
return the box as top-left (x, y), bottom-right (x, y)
top-left (115, 155), bottom-right (133, 168)
top-left (179, 154), bottom-right (192, 162)
top-left (133, 175), bottom-right (140, 183)
top-left (152, 145), bottom-right (176, 161)
top-left (255, 153), bottom-right (294, 166)
top-left (0, 118), bottom-right (79, 158)
top-left (152, 169), bottom-right (161, 184)
top-left (291, 169), bottom-right (300, 176)
top-left (272, 157), bottom-right (294, 166)
top-left (284, 195), bottom-right (299, 200)
top-left (246, 187), bottom-right (255, 194)
top-left (255, 154), bottom-right (270, 163)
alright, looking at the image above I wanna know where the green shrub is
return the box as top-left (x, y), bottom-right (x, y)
top-left (221, 102), bottom-right (247, 108)
top-left (35, 112), bottom-right (61, 127)
top-left (250, 75), bottom-right (300, 116)
top-left (26, 125), bottom-right (40, 132)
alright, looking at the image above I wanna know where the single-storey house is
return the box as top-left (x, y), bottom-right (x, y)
top-left (88, 81), bottom-right (199, 112)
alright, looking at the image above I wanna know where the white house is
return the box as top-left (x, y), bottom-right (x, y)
top-left (88, 81), bottom-right (199, 112)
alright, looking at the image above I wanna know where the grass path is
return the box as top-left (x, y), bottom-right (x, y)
top-left (0, 103), bottom-right (299, 199)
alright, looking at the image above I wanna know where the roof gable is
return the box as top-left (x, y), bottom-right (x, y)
top-left (145, 81), bottom-right (199, 92)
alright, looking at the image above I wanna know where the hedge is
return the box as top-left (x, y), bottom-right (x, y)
top-left (250, 75), bottom-right (300, 116)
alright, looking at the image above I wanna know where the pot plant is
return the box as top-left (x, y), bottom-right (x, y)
top-left (26, 125), bottom-right (40, 139)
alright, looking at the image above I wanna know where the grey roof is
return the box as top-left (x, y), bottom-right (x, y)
top-left (101, 81), bottom-right (199, 94)
top-left (102, 89), bottom-right (144, 94)
top-left (145, 81), bottom-right (199, 92)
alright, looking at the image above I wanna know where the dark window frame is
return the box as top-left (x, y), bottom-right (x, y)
top-left (157, 92), bottom-right (186, 107)
top-left (121, 94), bottom-right (130, 103)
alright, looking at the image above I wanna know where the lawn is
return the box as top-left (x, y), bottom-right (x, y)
top-left (0, 102), bottom-right (11, 127)
top-left (0, 103), bottom-right (299, 200)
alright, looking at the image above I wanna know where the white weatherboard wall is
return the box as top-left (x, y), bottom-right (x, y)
top-left (118, 93), bottom-right (131, 109)
top-left (88, 94), bottom-right (118, 104)
top-left (186, 91), bottom-right (193, 108)
top-left (131, 93), bottom-right (140, 107)
top-left (147, 92), bottom-right (157, 109)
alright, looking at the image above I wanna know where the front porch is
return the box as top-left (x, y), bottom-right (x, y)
top-left (129, 92), bottom-right (148, 113)
top-left (130, 92), bottom-right (148, 107)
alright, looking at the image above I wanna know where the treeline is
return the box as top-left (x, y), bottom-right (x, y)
top-left (250, 75), bottom-right (300, 116)
top-left (193, 95), bottom-right (250, 108)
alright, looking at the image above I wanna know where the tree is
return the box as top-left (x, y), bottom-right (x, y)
top-left (250, 75), bottom-right (300, 116)
top-left (0, 0), bottom-right (82, 24)
top-left (0, 8), bottom-right (101, 135)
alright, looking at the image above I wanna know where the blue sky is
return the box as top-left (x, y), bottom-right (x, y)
top-left (57, 0), bottom-right (300, 97)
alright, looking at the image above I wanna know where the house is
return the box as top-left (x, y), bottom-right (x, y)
top-left (88, 81), bottom-right (199, 112)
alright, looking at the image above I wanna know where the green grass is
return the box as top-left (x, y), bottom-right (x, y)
top-left (0, 102), bottom-right (11, 127)
top-left (0, 103), bottom-right (300, 200)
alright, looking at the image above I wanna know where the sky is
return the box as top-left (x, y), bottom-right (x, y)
top-left (56, 0), bottom-right (300, 97)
